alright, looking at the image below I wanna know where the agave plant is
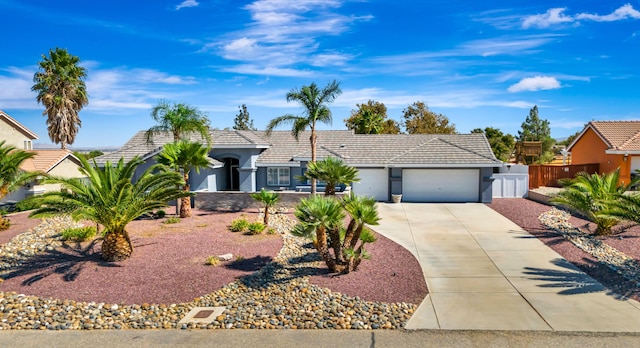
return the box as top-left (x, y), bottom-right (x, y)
top-left (292, 193), bottom-right (379, 274)
top-left (552, 169), bottom-right (633, 236)
top-left (250, 188), bottom-right (280, 225)
top-left (29, 156), bottom-right (188, 261)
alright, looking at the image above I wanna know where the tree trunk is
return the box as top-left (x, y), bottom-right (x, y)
top-left (310, 130), bottom-right (317, 195)
top-left (263, 206), bottom-right (270, 226)
top-left (341, 219), bottom-right (358, 250)
top-left (180, 173), bottom-right (191, 218)
top-left (328, 225), bottom-right (343, 264)
top-left (101, 231), bottom-right (133, 261)
top-left (315, 225), bottom-right (342, 273)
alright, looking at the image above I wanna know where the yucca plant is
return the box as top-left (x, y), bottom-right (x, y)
top-left (250, 189), bottom-right (280, 225)
top-left (552, 169), bottom-right (633, 236)
top-left (29, 156), bottom-right (188, 261)
top-left (292, 193), bottom-right (379, 274)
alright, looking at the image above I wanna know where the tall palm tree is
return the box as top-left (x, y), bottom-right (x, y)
top-left (29, 156), bottom-right (187, 261)
top-left (32, 48), bottom-right (88, 149)
top-left (0, 141), bottom-right (39, 230)
top-left (250, 189), bottom-right (280, 226)
top-left (265, 80), bottom-right (342, 195)
top-left (156, 141), bottom-right (211, 218)
top-left (145, 100), bottom-right (212, 145)
top-left (300, 157), bottom-right (359, 195)
top-left (552, 169), bottom-right (632, 236)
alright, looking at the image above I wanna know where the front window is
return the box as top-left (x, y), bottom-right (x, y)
top-left (267, 167), bottom-right (290, 186)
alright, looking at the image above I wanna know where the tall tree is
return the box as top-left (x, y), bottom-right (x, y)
top-left (156, 141), bottom-right (210, 218)
top-left (402, 101), bottom-right (456, 134)
top-left (29, 157), bottom-right (187, 261)
top-left (345, 100), bottom-right (400, 134)
top-left (145, 101), bottom-right (212, 145)
top-left (471, 127), bottom-right (515, 162)
top-left (517, 105), bottom-right (554, 163)
top-left (265, 80), bottom-right (342, 195)
top-left (233, 104), bottom-right (256, 131)
top-left (32, 48), bottom-right (88, 149)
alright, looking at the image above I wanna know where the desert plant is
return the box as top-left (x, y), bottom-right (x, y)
top-left (247, 221), bottom-right (266, 235)
top-left (155, 209), bottom-right (166, 219)
top-left (251, 189), bottom-right (280, 225)
top-left (0, 217), bottom-right (9, 231)
top-left (15, 197), bottom-right (40, 212)
top-left (0, 141), bottom-right (40, 229)
top-left (292, 193), bottom-right (379, 274)
top-left (299, 157), bottom-right (359, 195)
top-left (164, 217), bottom-right (181, 224)
top-left (60, 226), bottom-right (97, 242)
top-left (229, 217), bottom-right (250, 232)
top-left (29, 156), bottom-right (188, 261)
top-left (267, 227), bottom-right (277, 235)
top-left (552, 169), bottom-right (633, 236)
top-left (205, 256), bottom-right (220, 266)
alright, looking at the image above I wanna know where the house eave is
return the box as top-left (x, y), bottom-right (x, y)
top-left (256, 162), bottom-right (301, 167)
top-left (214, 145), bottom-right (270, 149)
top-left (385, 163), bottom-right (502, 168)
top-left (605, 150), bottom-right (640, 155)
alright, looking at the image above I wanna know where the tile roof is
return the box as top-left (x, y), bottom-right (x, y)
top-left (96, 129), bottom-right (501, 167)
top-left (0, 110), bottom-right (39, 140)
top-left (572, 121), bottom-right (640, 151)
top-left (20, 150), bottom-right (78, 173)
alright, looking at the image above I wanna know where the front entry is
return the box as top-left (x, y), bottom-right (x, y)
top-left (222, 157), bottom-right (240, 191)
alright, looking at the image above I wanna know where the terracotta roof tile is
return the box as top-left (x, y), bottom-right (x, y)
top-left (588, 121), bottom-right (640, 151)
top-left (20, 150), bottom-right (77, 173)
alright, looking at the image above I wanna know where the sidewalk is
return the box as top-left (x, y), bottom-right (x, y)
top-left (375, 203), bottom-right (640, 332)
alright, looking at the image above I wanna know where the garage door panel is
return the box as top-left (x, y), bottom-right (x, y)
top-left (352, 169), bottom-right (388, 201)
top-left (403, 169), bottom-right (479, 202)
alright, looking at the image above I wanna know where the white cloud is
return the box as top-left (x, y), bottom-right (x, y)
top-left (523, 4), bottom-right (640, 29)
top-left (0, 66), bottom-right (39, 109)
top-left (508, 76), bottom-right (561, 92)
top-left (220, 64), bottom-right (314, 77)
top-left (176, 0), bottom-right (199, 11)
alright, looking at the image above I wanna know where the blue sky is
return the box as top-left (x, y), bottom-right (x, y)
top-left (1, 0), bottom-right (640, 148)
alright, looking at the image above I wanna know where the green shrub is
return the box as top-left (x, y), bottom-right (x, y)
top-left (60, 226), bottom-right (97, 242)
top-left (229, 217), bottom-right (250, 232)
top-left (15, 198), bottom-right (39, 212)
top-left (156, 210), bottom-right (166, 219)
top-left (267, 227), bottom-right (277, 235)
top-left (205, 256), bottom-right (220, 266)
top-left (164, 217), bottom-right (181, 224)
top-left (247, 221), bottom-right (266, 235)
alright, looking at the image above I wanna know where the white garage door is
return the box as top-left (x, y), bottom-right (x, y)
top-left (402, 169), bottom-right (479, 202)
top-left (352, 168), bottom-right (388, 201)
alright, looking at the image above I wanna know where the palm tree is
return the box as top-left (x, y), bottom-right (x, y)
top-left (552, 169), bottom-right (632, 236)
top-left (156, 141), bottom-right (211, 218)
top-left (0, 141), bottom-right (39, 230)
top-left (29, 156), bottom-right (187, 261)
top-left (265, 81), bottom-right (342, 195)
top-left (145, 100), bottom-right (212, 145)
top-left (292, 193), bottom-right (379, 274)
top-left (250, 189), bottom-right (280, 226)
top-left (32, 48), bottom-right (88, 149)
top-left (300, 157), bottom-right (359, 195)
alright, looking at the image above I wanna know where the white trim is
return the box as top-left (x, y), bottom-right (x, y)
top-left (213, 145), bottom-right (269, 149)
top-left (256, 163), bottom-right (300, 167)
top-left (567, 123), bottom-right (610, 151)
top-left (605, 150), bottom-right (640, 155)
top-left (384, 163), bottom-right (500, 168)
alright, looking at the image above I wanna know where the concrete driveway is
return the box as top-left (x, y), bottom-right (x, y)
top-left (374, 203), bottom-right (640, 331)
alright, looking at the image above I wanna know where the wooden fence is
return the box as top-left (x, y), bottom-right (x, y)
top-left (529, 163), bottom-right (599, 189)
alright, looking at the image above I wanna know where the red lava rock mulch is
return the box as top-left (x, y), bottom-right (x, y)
top-left (0, 211), bottom-right (42, 245)
top-left (488, 198), bottom-right (640, 301)
top-left (1, 209), bottom-right (428, 305)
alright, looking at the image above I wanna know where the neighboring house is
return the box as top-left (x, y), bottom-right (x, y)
top-left (0, 110), bottom-right (85, 204)
top-left (567, 121), bottom-right (640, 185)
top-left (0, 110), bottom-right (37, 150)
top-left (97, 130), bottom-right (502, 203)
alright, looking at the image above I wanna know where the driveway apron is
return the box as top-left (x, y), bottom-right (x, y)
top-left (374, 202), bottom-right (640, 331)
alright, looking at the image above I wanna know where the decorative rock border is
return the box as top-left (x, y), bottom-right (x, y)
top-left (539, 208), bottom-right (640, 287)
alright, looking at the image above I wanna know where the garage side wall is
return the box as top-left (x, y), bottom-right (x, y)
top-left (480, 167), bottom-right (494, 203)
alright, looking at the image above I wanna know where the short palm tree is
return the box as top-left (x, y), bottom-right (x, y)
top-left (251, 189), bottom-right (280, 226)
top-left (552, 169), bottom-right (632, 236)
top-left (29, 156), bottom-right (188, 261)
top-left (32, 48), bottom-right (88, 149)
top-left (0, 141), bottom-right (39, 230)
top-left (145, 100), bottom-right (212, 145)
top-left (292, 193), bottom-right (379, 274)
top-left (265, 81), bottom-right (342, 195)
top-left (300, 157), bottom-right (359, 195)
top-left (156, 141), bottom-right (211, 218)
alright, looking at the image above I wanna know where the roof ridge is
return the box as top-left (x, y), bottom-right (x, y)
top-left (619, 129), bottom-right (640, 150)
top-left (438, 137), bottom-right (500, 162)
top-left (384, 137), bottom-right (437, 164)
top-left (588, 122), bottom-right (615, 149)
top-left (233, 129), bottom-right (258, 144)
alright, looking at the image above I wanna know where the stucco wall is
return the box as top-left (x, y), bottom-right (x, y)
top-left (0, 120), bottom-right (32, 149)
top-left (48, 157), bottom-right (84, 178)
top-left (571, 128), bottom-right (630, 184)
